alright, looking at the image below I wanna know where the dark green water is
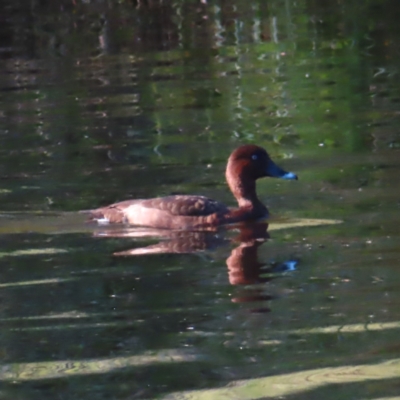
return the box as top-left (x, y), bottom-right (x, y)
top-left (1, 1), bottom-right (400, 399)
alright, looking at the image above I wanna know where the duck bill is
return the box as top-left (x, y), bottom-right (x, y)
top-left (266, 160), bottom-right (298, 180)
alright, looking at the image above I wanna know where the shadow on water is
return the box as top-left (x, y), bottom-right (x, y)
top-left (95, 221), bottom-right (299, 312)
top-left (0, 194), bottom-right (399, 400)
top-left (1, 212), bottom-right (399, 400)
top-left (0, 215), bottom-right (331, 398)
top-left (0, 212), bottom-right (302, 300)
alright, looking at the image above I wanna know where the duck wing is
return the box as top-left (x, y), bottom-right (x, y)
top-left (138, 195), bottom-right (229, 216)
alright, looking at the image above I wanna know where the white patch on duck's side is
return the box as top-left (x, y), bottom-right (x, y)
top-left (125, 203), bottom-right (179, 227)
top-left (95, 217), bottom-right (110, 225)
top-left (121, 203), bottom-right (207, 229)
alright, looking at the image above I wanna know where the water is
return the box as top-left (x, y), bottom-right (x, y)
top-left (1, 0), bottom-right (400, 399)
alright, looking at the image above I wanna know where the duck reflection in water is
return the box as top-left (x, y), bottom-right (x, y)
top-left (95, 221), bottom-right (297, 313)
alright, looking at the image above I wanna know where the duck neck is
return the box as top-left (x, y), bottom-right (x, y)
top-left (228, 175), bottom-right (265, 210)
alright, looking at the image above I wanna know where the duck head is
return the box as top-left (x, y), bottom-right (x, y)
top-left (226, 144), bottom-right (298, 208)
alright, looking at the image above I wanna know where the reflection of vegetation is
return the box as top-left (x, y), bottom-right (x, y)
top-left (0, 248), bottom-right (67, 258)
top-left (0, 277), bottom-right (77, 288)
top-left (269, 217), bottom-right (341, 230)
top-left (1, 0), bottom-right (399, 213)
top-left (1, 349), bottom-right (198, 381)
top-left (162, 356), bottom-right (400, 400)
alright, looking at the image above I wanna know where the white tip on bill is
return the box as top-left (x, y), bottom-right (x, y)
top-left (281, 172), bottom-right (298, 180)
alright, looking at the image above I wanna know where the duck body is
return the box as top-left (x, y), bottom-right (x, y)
top-left (86, 145), bottom-right (297, 230)
top-left (88, 195), bottom-right (231, 230)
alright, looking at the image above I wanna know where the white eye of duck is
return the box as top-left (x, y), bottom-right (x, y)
top-left (251, 154), bottom-right (258, 160)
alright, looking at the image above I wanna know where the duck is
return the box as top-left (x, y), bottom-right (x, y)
top-left (85, 144), bottom-right (298, 230)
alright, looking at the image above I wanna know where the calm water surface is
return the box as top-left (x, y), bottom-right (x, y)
top-left (1, 1), bottom-right (400, 399)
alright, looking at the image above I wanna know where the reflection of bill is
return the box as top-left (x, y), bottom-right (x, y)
top-left (227, 223), bottom-right (297, 285)
top-left (226, 222), bottom-right (297, 313)
top-left (95, 221), bottom-right (298, 313)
